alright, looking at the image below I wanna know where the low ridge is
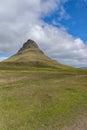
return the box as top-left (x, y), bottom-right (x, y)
top-left (4, 39), bottom-right (68, 68)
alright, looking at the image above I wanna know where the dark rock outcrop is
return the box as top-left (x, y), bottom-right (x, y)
top-left (18, 39), bottom-right (39, 53)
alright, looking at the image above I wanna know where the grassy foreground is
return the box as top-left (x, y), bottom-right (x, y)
top-left (0, 64), bottom-right (87, 130)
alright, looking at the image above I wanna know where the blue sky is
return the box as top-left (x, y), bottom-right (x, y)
top-left (44, 0), bottom-right (87, 42)
top-left (62, 0), bottom-right (87, 42)
top-left (0, 0), bottom-right (87, 67)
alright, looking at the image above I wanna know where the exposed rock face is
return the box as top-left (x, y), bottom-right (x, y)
top-left (18, 39), bottom-right (39, 53)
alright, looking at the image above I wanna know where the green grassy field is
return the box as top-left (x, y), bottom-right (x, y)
top-left (0, 64), bottom-right (87, 130)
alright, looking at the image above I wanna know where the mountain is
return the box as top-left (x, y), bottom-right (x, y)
top-left (80, 67), bottom-right (87, 69)
top-left (3, 39), bottom-right (69, 68)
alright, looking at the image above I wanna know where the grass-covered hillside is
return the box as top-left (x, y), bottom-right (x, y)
top-left (0, 39), bottom-right (87, 130)
top-left (0, 64), bottom-right (87, 130)
top-left (4, 39), bottom-right (69, 69)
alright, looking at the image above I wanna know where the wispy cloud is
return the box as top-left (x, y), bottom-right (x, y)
top-left (0, 0), bottom-right (87, 67)
top-left (81, 0), bottom-right (87, 2)
top-left (0, 56), bottom-right (8, 61)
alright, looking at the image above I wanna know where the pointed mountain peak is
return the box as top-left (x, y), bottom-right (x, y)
top-left (18, 39), bottom-right (39, 54)
top-left (23, 39), bottom-right (39, 48)
top-left (3, 39), bottom-right (67, 69)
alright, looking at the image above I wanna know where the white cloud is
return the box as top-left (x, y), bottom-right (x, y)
top-left (0, 0), bottom-right (87, 67)
top-left (27, 24), bottom-right (87, 67)
top-left (0, 56), bottom-right (8, 61)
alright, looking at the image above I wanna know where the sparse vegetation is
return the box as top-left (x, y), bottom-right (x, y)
top-left (0, 64), bottom-right (87, 130)
top-left (0, 40), bottom-right (87, 130)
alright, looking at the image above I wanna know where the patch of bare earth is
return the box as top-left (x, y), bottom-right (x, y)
top-left (62, 116), bottom-right (87, 130)
top-left (0, 76), bottom-right (27, 83)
